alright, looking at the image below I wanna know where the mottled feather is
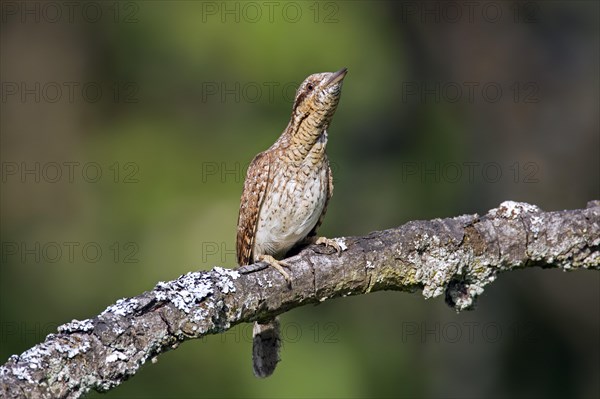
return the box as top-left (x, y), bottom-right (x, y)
top-left (236, 151), bottom-right (271, 265)
top-left (308, 163), bottom-right (333, 237)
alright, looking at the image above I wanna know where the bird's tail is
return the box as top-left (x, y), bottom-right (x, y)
top-left (252, 317), bottom-right (281, 378)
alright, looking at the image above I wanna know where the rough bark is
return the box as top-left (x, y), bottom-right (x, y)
top-left (1, 201), bottom-right (598, 398)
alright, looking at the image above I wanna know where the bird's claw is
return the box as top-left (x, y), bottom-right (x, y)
top-left (314, 236), bottom-right (343, 256)
top-left (257, 254), bottom-right (292, 288)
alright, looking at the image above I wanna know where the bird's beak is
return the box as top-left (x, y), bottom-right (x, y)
top-left (325, 67), bottom-right (348, 87)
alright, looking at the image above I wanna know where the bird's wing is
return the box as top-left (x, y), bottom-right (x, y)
top-left (236, 151), bottom-right (271, 265)
top-left (308, 159), bottom-right (333, 237)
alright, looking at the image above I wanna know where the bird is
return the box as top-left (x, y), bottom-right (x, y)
top-left (236, 68), bottom-right (347, 377)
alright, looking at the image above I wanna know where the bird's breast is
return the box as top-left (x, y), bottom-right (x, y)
top-left (253, 158), bottom-right (329, 260)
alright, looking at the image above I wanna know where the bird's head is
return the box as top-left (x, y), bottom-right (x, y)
top-left (290, 68), bottom-right (347, 131)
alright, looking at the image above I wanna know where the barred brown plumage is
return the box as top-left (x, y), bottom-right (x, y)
top-left (236, 68), bottom-right (347, 377)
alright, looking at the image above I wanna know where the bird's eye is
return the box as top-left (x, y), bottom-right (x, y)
top-left (307, 83), bottom-right (314, 91)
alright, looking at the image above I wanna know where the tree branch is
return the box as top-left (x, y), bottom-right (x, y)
top-left (1, 201), bottom-right (599, 398)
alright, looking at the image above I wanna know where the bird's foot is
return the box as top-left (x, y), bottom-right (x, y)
top-left (313, 236), bottom-right (343, 256)
top-left (256, 254), bottom-right (292, 288)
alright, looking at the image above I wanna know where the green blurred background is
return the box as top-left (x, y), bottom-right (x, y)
top-left (1, 1), bottom-right (599, 398)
